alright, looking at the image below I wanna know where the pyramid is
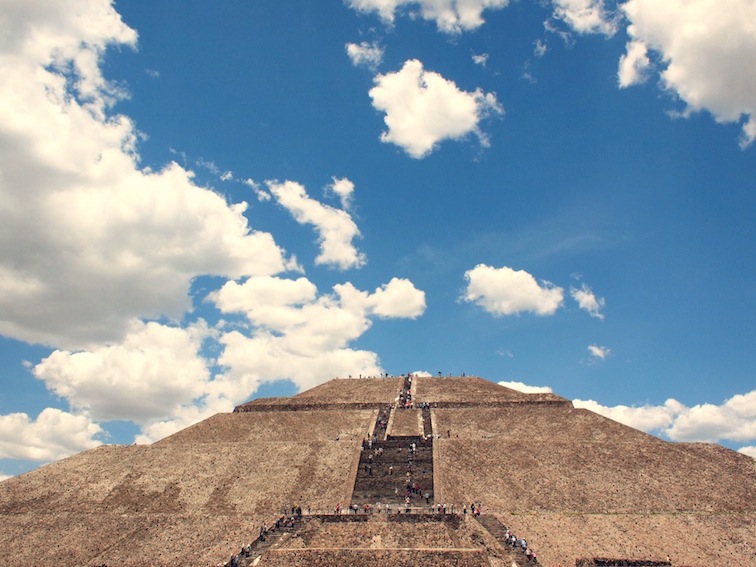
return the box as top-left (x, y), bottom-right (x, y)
top-left (1, 376), bottom-right (754, 566)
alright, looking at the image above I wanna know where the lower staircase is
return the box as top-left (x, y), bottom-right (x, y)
top-left (230, 515), bottom-right (308, 567)
top-left (474, 514), bottom-right (536, 565)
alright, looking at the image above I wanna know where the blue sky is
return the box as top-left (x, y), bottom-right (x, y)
top-left (1, 0), bottom-right (755, 478)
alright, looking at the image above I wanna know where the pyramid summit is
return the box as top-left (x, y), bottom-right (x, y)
top-left (1, 375), bottom-right (754, 566)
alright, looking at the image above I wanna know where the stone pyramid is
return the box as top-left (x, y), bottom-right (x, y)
top-left (1, 376), bottom-right (754, 566)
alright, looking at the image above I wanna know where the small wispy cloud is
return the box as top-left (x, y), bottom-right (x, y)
top-left (571, 283), bottom-right (606, 319)
top-left (588, 344), bottom-right (611, 359)
top-left (499, 380), bottom-right (553, 394)
top-left (346, 41), bottom-right (384, 70)
top-left (472, 52), bottom-right (489, 67)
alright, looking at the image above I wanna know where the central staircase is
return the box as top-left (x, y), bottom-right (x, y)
top-left (221, 376), bottom-right (540, 566)
top-left (351, 434), bottom-right (434, 508)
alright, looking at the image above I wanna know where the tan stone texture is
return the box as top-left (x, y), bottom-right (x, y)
top-left (1, 376), bottom-right (754, 566)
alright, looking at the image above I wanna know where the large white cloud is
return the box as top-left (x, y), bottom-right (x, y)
top-left (0, 408), bottom-right (102, 462)
top-left (346, 0), bottom-right (509, 34)
top-left (369, 59), bottom-right (504, 158)
top-left (463, 264), bottom-right (564, 316)
top-left (619, 0), bottom-right (756, 147)
top-left (0, 0), bottom-right (295, 349)
top-left (666, 390), bottom-right (756, 443)
top-left (33, 321), bottom-right (213, 423)
top-left (0, 1), bottom-right (431, 456)
top-left (208, 275), bottom-right (425, 395)
top-left (575, 390), bottom-right (756, 449)
top-left (266, 180), bottom-right (366, 270)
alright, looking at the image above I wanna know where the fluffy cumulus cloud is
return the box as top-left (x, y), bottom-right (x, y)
top-left (369, 277), bottom-right (427, 318)
top-left (346, 0), bottom-right (509, 34)
top-left (0, 408), bottom-right (102, 462)
top-left (0, 1), bottom-right (432, 456)
top-left (33, 321), bottom-right (213, 423)
top-left (498, 380), bottom-right (553, 394)
top-left (346, 41), bottom-right (384, 70)
top-left (369, 59), bottom-right (503, 158)
top-left (463, 264), bottom-right (564, 316)
top-left (620, 0), bottom-right (756, 148)
top-left (575, 390), bottom-right (756, 453)
top-left (551, 0), bottom-right (618, 36)
top-left (739, 446), bottom-right (756, 459)
top-left (570, 283), bottom-right (606, 319)
top-left (666, 390), bottom-right (756, 443)
top-left (208, 275), bottom-right (426, 394)
top-left (617, 39), bottom-right (651, 87)
top-left (574, 398), bottom-right (684, 433)
top-left (327, 177), bottom-right (356, 211)
top-left (266, 180), bottom-right (366, 270)
top-left (0, 0), bottom-right (295, 349)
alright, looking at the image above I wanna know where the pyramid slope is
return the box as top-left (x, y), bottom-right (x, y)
top-left (234, 378), bottom-right (402, 413)
top-left (0, 408), bottom-right (374, 566)
top-left (0, 376), bottom-right (754, 566)
top-left (434, 405), bottom-right (754, 513)
top-left (416, 375), bottom-right (567, 404)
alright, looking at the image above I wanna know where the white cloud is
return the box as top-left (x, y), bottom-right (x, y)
top-left (0, 408), bottom-right (102, 462)
top-left (346, 0), bottom-right (510, 34)
top-left (575, 390), bottom-right (756, 450)
top-left (472, 53), bottom-right (489, 66)
top-left (208, 274), bottom-right (425, 397)
top-left (412, 370), bottom-right (433, 377)
top-left (498, 380), bottom-right (553, 394)
top-left (327, 177), bottom-right (356, 210)
top-left (739, 446), bottom-right (756, 459)
top-left (245, 178), bottom-right (272, 202)
top-left (551, 0), bottom-right (618, 36)
top-left (666, 390), bottom-right (756, 443)
top-left (215, 330), bottom-right (382, 404)
top-left (369, 59), bottom-right (504, 158)
top-left (462, 264), bottom-right (564, 316)
top-left (369, 277), bottom-right (427, 318)
top-left (33, 321), bottom-right (213, 423)
top-left (618, 39), bottom-right (651, 87)
top-left (534, 39), bottom-right (548, 58)
top-left (620, 0), bottom-right (756, 147)
top-left (571, 283), bottom-right (606, 319)
top-left (267, 180), bottom-right (366, 270)
top-left (0, 472), bottom-right (10, 481)
top-left (0, 0), bottom-right (296, 349)
top-left (574, 398), bottom-right (683, 433)
top-left (587, 344), bottom-right (610, 359)
top-left (346, 41), bottom-right (384, 70)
